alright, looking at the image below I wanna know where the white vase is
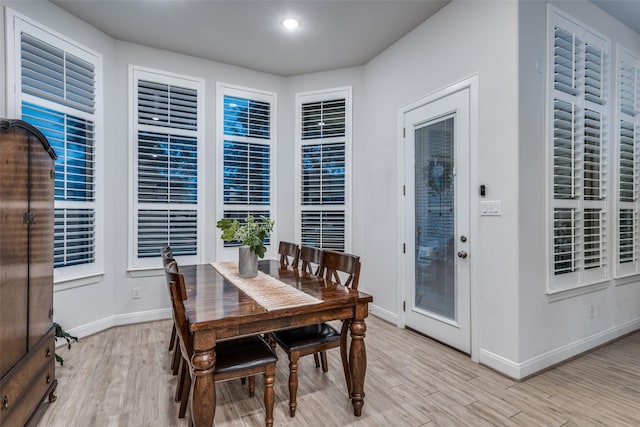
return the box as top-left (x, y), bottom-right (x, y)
top-left (238, 245), bottom-right (258, 278)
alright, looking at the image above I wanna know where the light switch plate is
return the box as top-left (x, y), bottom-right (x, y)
top-left (480, 201), bottom-right (501, 216)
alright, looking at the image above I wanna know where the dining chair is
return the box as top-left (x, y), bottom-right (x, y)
top-left (271, 249), bottom-right (361, 417)
top-left (278, 241), bottom-right (300, 269)
top-left (165, 261), bottom-right (278, 426)
top-left (161, 246), bottom-right (182, 375)
top-left (299, 245), bottom-right (323, 276)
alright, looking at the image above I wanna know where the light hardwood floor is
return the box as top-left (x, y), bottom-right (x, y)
top-left (37, 316), bottom-right (640, 426)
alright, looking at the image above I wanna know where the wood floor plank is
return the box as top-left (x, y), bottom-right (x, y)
top-left (37, 316), bottom-right (640, 426)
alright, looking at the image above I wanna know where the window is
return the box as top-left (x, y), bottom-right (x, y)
top-left (7, 10), bottom-right (102, 282)
top-left (296, 88), bottom-right (351, 252)
top-left (548, 9), bottom-right (609, 291)
top-left (130, 67), bottom-right (204, 269)
top-left (216, 84), bottom-right (275, 259)
top-left (616, 48), bottom-right (640, 277)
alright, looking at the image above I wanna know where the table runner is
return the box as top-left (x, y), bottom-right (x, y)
top-left (210, 261), bottom-right (323, 311)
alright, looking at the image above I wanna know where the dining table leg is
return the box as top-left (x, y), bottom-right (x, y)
top-left (349, 303), bottom-right (368, 416)
top-left (191, 333), bottom-right (217, 426)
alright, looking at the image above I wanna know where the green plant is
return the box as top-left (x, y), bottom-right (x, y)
top-left (53, 322), bottom-right (79, 366)
top-left (216, 216), bottom-right (274, 258)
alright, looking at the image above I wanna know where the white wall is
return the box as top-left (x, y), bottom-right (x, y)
top-left (362, 1), bottom-right (521, 365)
top-left (517, 0), bottom-right (640, 378)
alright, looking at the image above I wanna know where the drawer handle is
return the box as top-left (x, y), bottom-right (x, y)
top-left (46, 348), bottom-right (51, 358)
top-left (46, 374), bottom-right (51, 384)
top-left (1, 396), bottom-right (8, 410)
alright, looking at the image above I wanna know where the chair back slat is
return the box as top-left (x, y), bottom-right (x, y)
top-left (168, 279), bottom-right (193, 355)
top-left (322, 250), bottom-right (361, 290)
top-left (278, 241), bottom-right (300, 269)
top-left (165, 260), bottom-right (187, 303)
top-left (300, 245), bottom-right (323, 276)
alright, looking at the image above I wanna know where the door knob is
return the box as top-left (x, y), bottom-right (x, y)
top-left (457, 251), bottom-right (468, 259)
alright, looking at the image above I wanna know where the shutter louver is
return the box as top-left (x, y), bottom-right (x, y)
top-left (138, 131), bottom-right (198, 204)
top-left (584, 44), bottom-right (604, 104)
top-left (137, 210), bottom-right (197, 258)
top-left (619, 209), bottom-right (636, 264)
top-left (54, 208), bottom-right (95, 268)
top-left (554, 208), bottom-right (578, 275)
top-left (554, 26), bottom-right (577, 96)
top-left (553, 99), bottom-right (576, 199)
top-left (584, 208), bottom-right (605, 270)
top-left (223, 95), bottom-right (270, 139)
top-left (223, 141), bottom-right (270, 205)
top-left (138, 80), bottom-right (198, 130)
top-left (22, 102), bottom-right (96, 202)
top-left (583, 109), bottom-right (603, 200)
top-left (620, 62), bottom-right (637, 116)
top-left (619, 120), bottom-right (635, 202)
top-left (21, 32), bottom-right (95, 114)
top-left (301, 211), bottom-right (345, 252)
top-left (301, 143), bottom-right (346, 205)
top-left (302, 99), bottom-right (346, 140)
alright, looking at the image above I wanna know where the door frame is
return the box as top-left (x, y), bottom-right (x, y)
top-left (396, 74), bottom-right (480, 361)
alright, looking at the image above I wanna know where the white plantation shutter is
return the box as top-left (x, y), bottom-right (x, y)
top-left (132, 68), bottom-right (202, 267)
top-left (616, 49), bottom-right (640, 276)
top-left (549, 9), bottom-right (609, 290)
top-left (13, 15), bottom-right (101, 279)
top-left (296, 89), bottom-right (351, 252)
top-left (217, 85), bottom-right (275, 254)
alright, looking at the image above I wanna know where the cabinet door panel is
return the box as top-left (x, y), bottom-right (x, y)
top-left (28, 134), bottom-right (55, 349)
top-left (0, 128), bottom-right (29, 374)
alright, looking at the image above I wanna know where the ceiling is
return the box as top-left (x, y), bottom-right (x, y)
top-left (592, 0), bottom-right (640, 35)
top-left (50, 0), bottom-right (449, 77)
top-left (50, 1), bottom-right (640, 77)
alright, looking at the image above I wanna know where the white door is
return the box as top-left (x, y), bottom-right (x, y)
top-left (404, 88), bottom-right (470, 354)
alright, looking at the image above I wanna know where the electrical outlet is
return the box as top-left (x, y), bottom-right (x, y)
top-left (588, 304), bottom-right (595, 319)
top-left (132, 287), bottom-right (141, 299)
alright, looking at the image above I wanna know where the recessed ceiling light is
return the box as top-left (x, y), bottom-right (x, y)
top-left (282, 18), bottom-right (300, 30)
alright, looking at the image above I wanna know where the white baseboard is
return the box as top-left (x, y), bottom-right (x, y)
top-left (59, 308), bottom-right (172, 345)
top-left (480, 317), bottom-right (640, 379)
top-left (369, 303), bottom-right (398, 325)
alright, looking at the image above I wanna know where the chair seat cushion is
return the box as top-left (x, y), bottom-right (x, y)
top-left (214, 336), bottom-right (277, 375)
top-left (272, 323), bottom-right (340, 352)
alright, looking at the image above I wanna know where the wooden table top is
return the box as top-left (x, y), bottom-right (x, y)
top-left (180, 260), bottom-right (373, 334)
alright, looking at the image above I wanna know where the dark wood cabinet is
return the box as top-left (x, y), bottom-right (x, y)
top-left (0, 119), bottom-right (57, 426)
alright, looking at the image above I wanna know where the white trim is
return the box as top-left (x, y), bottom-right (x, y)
top-left (215, 82), bottom-right (278, 261)
top-left (6, 7), bottom-right (104, 283)
top-left (57, 308), bottom-right (172, 344)
top-left (479, 317), bottom-right (640, 380)
top-left (368, 304), bottom-right (398, 325)
top-left (53, 272), bottom-right (104, 292)
top-left (396, 74), bottom-right (480, 362)
top-left (546, 4), bottom-right (611, 292)
top-left (294, 86), bottom-right (352, 252)
top-left (128, 65), bottom-right (205, 269)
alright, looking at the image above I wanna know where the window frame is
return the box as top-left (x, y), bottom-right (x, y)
top-left (295, 87), bottom-right (352, 252)
top-left (128, 65), bottom-right (205, 270)
top-left (215, 82), bottom-right (277, 260)
top-left (5, 8), bottom-right (104, 284)
top-left (546, 6), bottom-right (611, 293)
top-left (615, 46), bottom-right (640, 278)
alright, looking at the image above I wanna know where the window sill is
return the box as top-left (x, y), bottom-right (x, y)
top-left (54, 272), bottom-right (105, 292)
top-left (127, 267), bottom-right (164, 278)
top-left (613, 274), bottom-right (640, 287)
top-left (546, 281), bottom-right (609, 303)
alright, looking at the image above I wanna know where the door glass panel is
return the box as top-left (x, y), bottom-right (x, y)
top-left (414, 117), bottom-right (455, 320)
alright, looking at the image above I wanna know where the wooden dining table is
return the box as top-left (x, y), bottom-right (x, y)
top-left (179, 259), bottom-right (373, 426)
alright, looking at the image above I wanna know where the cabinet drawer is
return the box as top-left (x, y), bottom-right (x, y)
top-left (0, 329), bottom-right (55, 426)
